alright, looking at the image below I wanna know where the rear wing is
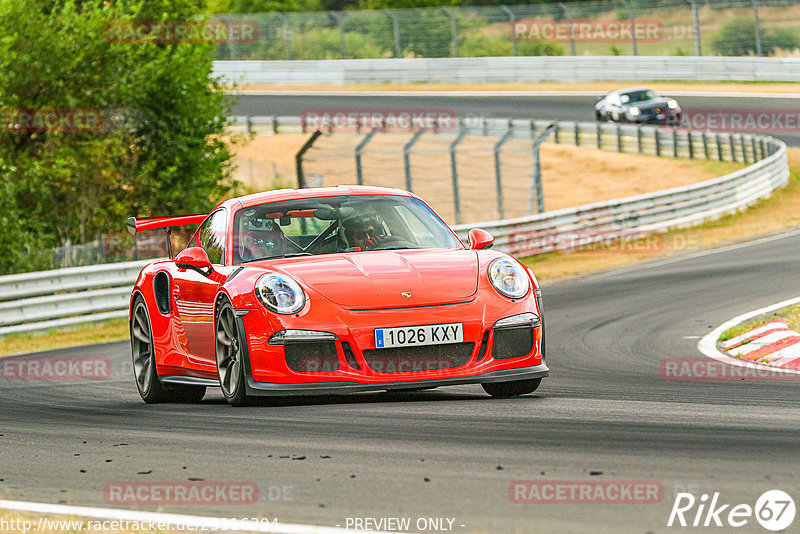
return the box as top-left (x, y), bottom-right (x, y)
top-left (126, 213), bottom-right (208, 257)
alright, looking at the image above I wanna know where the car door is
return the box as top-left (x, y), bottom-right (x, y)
top-left (173, 209), bottom-right (228, 368)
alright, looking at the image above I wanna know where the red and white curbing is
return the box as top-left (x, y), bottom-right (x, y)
top-left (721, 319), bottom-right (800, 369)
top-left (698, 296), bottom-right (800, 375)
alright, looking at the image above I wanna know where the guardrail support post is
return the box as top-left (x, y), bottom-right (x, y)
top-left (295, 130), bottom-right (322, 189)
top-left (672, 129), bottom-right (679, 158)
top-left (687, 132), bottom-right (694, 159)
top-left (355, 130), bottom-right (378, 186)
top-left (702, 132), bottom-right (709, 159)
top-left (596, 123), bottom-right (602, 149)
top-left (716, 133), bottom-right (723, 161)
top-left (616, 125), bottom-right (623, 152)
top-left (403, 129), bottom-right (425, 192)
top-left (655, 129), bottom-right (661, 157)
top-left (729, 134), bottom-right (737, 163)
top-left (740, 135), bottom-right (748, 164)
top-left (760, 139), bottom-right (766, 159)
top-left (450, 126), bottom-right (468, 224)
top-left (494, 125), bottom-right (514, 220)
top-left (752, 137), bottom-right (758, 161)
top-left (637, 126), bottom-right (643, 153)
top-left (574, 122), bottom-right (580, 146)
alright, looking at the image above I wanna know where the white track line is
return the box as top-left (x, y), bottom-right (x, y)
top-left (697, 296), bottom-right (800, 375)
top-left (0, 500), bottom-right (400, 534)
top-left (228, 89), bottom-right (800, 99)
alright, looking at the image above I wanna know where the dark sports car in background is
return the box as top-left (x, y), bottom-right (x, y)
top-left (127, 186), bottom-right (547, 406)
top-left (595, 87), bottom-right (682, 124)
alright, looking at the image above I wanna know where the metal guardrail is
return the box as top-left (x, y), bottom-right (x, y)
top-left (213, 57), bottom-right (800, 85)
top-left (0, 119), bottom-right (788, 336)
top-left (0, 260), bottom-right (151, 337)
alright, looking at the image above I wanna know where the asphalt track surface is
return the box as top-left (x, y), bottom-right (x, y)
top-left (233, 93), bottom-right (800, 147)
top-left (2, 231), bottom-right (800, 533)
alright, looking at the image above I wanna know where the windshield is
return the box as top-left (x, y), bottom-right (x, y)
top-left (232, 194), bottom-right (463, 264)
top-left (621, 89), bottom-right (658, 103)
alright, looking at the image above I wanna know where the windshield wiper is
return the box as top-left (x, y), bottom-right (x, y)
top-left (281, 252), bottom-right (313, 257)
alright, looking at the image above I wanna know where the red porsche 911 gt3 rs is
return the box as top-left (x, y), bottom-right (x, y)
top-left (127, 186), bottom-right (547, 406)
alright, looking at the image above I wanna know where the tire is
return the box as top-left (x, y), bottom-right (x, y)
top-left (130, 297), bottom-right (206, 404)
top-left (215, 299), bottom-right (253, 407)
top-left (481, 378), bottom-right (542, 398)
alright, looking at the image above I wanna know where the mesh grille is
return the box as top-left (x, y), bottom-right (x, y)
top-left (285, 342), bottom-right (339, 373)
top-left (363, 342), bottom-right (474, 373)
top-left (492, 327), bottom-right (534, 360)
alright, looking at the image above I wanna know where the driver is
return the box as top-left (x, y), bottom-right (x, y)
top-left (241, 218), bottom-right (285, 260)
top-left (342, 213), bottom-right (387, 250)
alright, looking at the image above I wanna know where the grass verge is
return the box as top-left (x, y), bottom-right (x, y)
top-left (0, 318), bottom-right (128, 357)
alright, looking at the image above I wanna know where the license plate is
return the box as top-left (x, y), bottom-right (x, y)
top-left (374, 323), bottom-right (463, 349)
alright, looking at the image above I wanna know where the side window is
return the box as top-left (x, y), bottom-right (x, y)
top-left (195, 210), bottom-right (227, 265)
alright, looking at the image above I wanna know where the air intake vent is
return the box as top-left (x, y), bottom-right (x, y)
top-left (492, 327), bottom-right (533, 360)
top-left (341, 341), bottom-right (360, 370)
top-left (285, 342), bottom-right (339, 373)
top-left (363, 343), bottom-right (474, 373)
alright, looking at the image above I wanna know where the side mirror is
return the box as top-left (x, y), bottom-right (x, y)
top-left (175, 247), bottom-right (213, 276)
top-left (468, 228), bottom-right (494, 250)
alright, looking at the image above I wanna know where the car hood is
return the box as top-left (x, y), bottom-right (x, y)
top-left (267, 249), bottom-right (479, 309)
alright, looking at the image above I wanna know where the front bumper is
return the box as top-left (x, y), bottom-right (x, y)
top-left (235, 293), bottom-right (546, 395)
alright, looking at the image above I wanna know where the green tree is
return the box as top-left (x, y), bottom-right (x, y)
top-left (0, 0), bottom-right (234, 273)
top-left (712, 17), bottom-right (800, 56)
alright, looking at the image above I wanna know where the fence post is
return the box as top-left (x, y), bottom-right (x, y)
top-left (616, 124), bottom-right (623, 152)
top-left (622, 0), bottom-right (638, 56)
top-left (530, 123), bottom-right (556, 214)
top-left (559, 2), bottom-right (577, 56)
top-left (403, 129), bottom-right (425, 192)
top-left (702, 132), bottom-right (709, 159)
top-left (500, 5), bottom-right (517, 56)
top-left (449, 127), bottom-right (468, 225)
top-left (355, 130), bottom-right (378, 186)
top-left (687, 0), bottom-right (702, 56)
top-left (385, 10), bottom-right (402, 58)
top-left (272, 116), bottom-right (279, 135)
top-left (672, 129), bottom-right (679, 158)
top-left (574, 122), bottom-right (580, 146)
top-left (752, 0), bottom-right (763, 56)
top-left (295, 130), bottom-right (322, 189)
top-left (729, 134), bottom-right (737, 163)
top-left (740, 135), bottom-right (748, 163)
top-left (246, 116), bottom-right (253, 135)
top-left (494, 125), bottom-right (514, 220)
top-left (751, 137), bottom-right (758, 161)
top-left (442, 7), bottom-right (458, 57)
top-left (328, 11), bottom-right (347, 59)
top-left (655, 129), bottom-right (661, 157)
top-left (637, 125), bottom-right (643, 153)
top-left (553, 123), bottom-right (560, 144)
top-left (687, 132), bottom-right (694, 159)
top-left (596, 123), bottom-right (602, 149)
top-left (760, 138), bottom-right (766, 159)
top-left (275, 12), bottom-right (292, 60)
top-left (716, 133), bottom-right (723, 160)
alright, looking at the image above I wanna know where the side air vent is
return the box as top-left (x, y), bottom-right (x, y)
top-left (153, 272), bottom-right (170, 315)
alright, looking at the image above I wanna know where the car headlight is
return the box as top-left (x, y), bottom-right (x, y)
top-left (667, 99), bottom-right (678, 109)
top-left (629, 107), bottom-right (640, 116)
top-left (488, 258), bottom-right (529, 299)
top-left (255, 273), bottom-right (305, 314)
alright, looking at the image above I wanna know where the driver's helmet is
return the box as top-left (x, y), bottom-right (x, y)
top-left (343, 213), bottom-right (386, 249)
top-left (242, 218), bottom-right (284, 260)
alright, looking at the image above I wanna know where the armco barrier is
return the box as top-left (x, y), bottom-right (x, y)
top-left (213, 57), bottom-right (800, 85)
top-left (0, 119), bottom-right (788, 336)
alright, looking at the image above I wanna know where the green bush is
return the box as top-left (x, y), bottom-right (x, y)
top-left (0, 0), bottom-right (235, 274)
top-left (711, 17), bottom-right (800, 56)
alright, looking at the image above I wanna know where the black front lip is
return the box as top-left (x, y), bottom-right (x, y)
top-left (243, 364), bottom-right (549, 396)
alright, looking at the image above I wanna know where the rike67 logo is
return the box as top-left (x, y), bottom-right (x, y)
top-left (668, 490), bottom-right (795, 531)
